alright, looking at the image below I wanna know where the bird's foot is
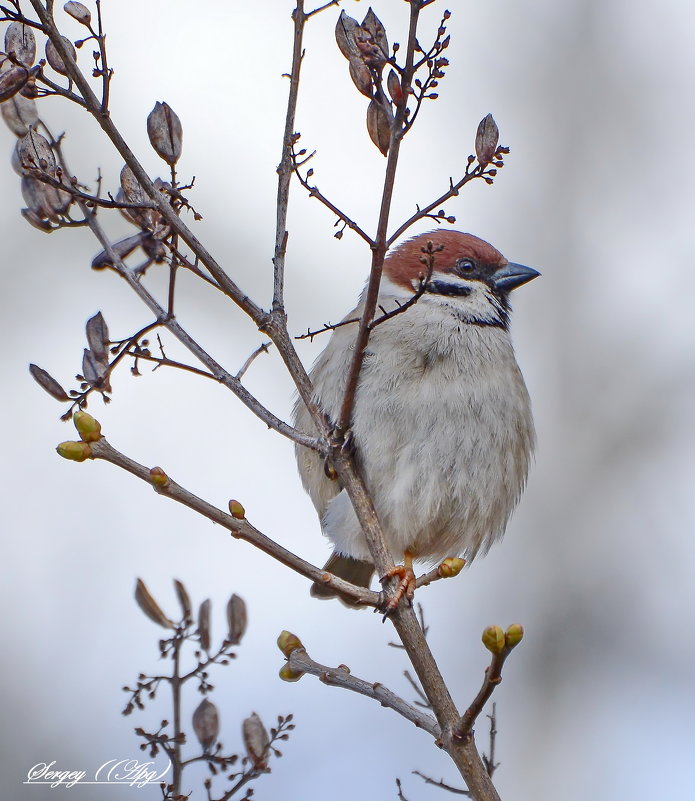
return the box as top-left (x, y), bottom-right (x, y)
top-left (379, 552), bottom-right (416, 618)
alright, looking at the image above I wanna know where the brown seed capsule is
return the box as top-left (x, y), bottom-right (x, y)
top-left (147, 101), bottom-right (183, 166)
top-left (134, 578), bottom-right (174, 628)
top-left (348, 58), bottom-right (373, 98)
top-left (192, 698), bottom-right (219, 750)
top-left (85, 312), bottom-right (110, 364)
top-left (5, 22), bottom-right (36, 67)
top-left (475, 113), bottom-right (499, 167)
top-left (366, 98), bottom-right (392, 156)
top-left (0, 64), bottom-right (29, 103)
top-left (198, 599), bottom-right (211, 652)
top-left (45, 36), bottom-right (77, 76)
top-left (226, 593), bottom-right (247, 645)
top-left (242, 712), bottom-right (269, 769)
top-left (91, 232), bottom-right (148, 270)
top-left (1, 91), bottom-right (38, 136)
top-left (64, 1), bottom-right (92, 26)
top-left (335, 11), bottom-right (362, 60)
top-left (173, 579), bottom-right (192, 621)
top-left (21, 208), bottom-right (54, 232)
top-left (360, 8), bottom-right (389, 65)
top-left (29, 363), bottom-right (70, 402)
top-left (387, 69), bottom-right (404, 105)
top-left (17, 129), bottom-right (57, 176)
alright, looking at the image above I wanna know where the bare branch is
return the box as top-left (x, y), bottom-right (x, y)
top-left (286, 647), bottom-right (440, 737)
top-left (87, 436), bottom-right (380, 608)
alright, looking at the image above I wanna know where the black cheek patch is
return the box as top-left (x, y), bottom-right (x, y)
top-left (425, 280), bottom-right (472, 297)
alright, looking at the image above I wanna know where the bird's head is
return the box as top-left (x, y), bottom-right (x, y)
top-left (382, 230), bottom-right (539, 329)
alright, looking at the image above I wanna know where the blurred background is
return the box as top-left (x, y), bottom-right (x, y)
top-left (2, 1), bottom-right (694, 799)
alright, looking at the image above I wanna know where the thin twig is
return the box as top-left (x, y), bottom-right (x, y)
top-left (456, 650), bottom-right (514, 741)
top-left (412, 771), bottom-right (471, 796)
top-left (286, 648), bottom-right (440, 737)
top-left (88, 437), bottom-right (380, 608)
top-left (235, 342), bottom-right (272, 381)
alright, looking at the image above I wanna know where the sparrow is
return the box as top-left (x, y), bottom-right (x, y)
top-left (293, 230), bottom-right (538, 605)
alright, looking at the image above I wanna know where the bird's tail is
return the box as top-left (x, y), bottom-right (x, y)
top-left (310, 552), bottom-right (374, 608)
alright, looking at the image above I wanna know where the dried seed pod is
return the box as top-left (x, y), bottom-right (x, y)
top-left (21, 175), bottom-right (70, 222)
top-left (81, 347), bottom-right (106, 385)
top-left (85, 311), bottom-right (109, 364)
top-left (226, 594), bottom-right (247, 645)
top-left (335, 11), bottom-right (362, 59)
top-left (134, 578), bottom-right (174, 628)
top-left (198, 599), bottom-right (211, 652)
top-left (64, 1), bottom-right (92, 26)
top-left (348, 58), bottom-right (372, 98)
top-left (475, 113), bottom-right (499, 167)
top-left (366, 99), bottom-right (392, 156)
top-left (192, 698), bottom-right (219, 750)
top-left (0, 64), bottom-right (29, 103)
top-left (1, 91), bottom-right (38, 136)
top-left (118, 166), bottom-right (161, 231)
top-left (147, 101), bottom-right (183, 166)
top-left (386, 69), bottom-right (403, 106)
top-left (173, 579), bottom-right (192, 621)
top-left (17, 129), bottom-right (57, 176)
top-left (242, 713), bottom-right (269, 768)
top-left (91, 232), bottom-right (147, 269)
top-left (45, 36), bottom-right (77, 76)
top-left (29, 363), bottom-right (70, 402)
top-left (5, 22), bottom-right (36, 67)
top-left (21, 207), bottom-right (54, 232)
top-left (360, 8), bottom-right (389, 64)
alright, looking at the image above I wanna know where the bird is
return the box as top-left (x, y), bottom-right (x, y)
top-left (293, 230), bottom-right (538, 606)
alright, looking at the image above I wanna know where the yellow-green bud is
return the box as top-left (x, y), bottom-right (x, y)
top-left (278, 664), bottom-right (304, 682)
top-left (56, 440), bottom-right (92, 462)
top-left (438, 557), bottom-right (465, 578)
top-left (73, 411), bottom-right (102, 442)
top-left (505, 623), bottom-right (524, 649)
top-left (149, 466), bottom-right (169, 487)
top-left (277, 630), bottom-right (304, 657)
top-left (482, 625), bottom-right (506, 655)
top-left (228, 499), bottom-right (245, 519)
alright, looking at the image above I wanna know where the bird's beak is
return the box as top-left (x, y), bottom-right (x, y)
top-left (492, 262), bottom-right (541, 292)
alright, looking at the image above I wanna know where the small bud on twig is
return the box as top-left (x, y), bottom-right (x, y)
top-left (504, 623), bottom-right (524, 649)
top-left (277, 630), bottom-right (304, 657)
top-left (437, 557), bottom-right (465, 578)
top-left (228, 499), bottom-right (245, 519)
top-left (56, 440), bottom-right (92, 462)
top-left (149, 466), bottom-right (169, 487)
top-left (481, 625), bottom-right (506, 655)
top-left (73, 410), bottom-right (102, 442)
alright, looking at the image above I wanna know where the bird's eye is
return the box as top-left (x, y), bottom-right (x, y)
top-left (456, 259), bottom-right (475, 273)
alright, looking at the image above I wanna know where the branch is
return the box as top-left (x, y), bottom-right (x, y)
top-left (81, 436), bottom-right (380, 609)
top-left (285, 646), bottom-right (440, 737)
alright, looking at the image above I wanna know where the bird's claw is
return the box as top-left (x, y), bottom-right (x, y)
top-left (379, 555), bottom-right (416, 619)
